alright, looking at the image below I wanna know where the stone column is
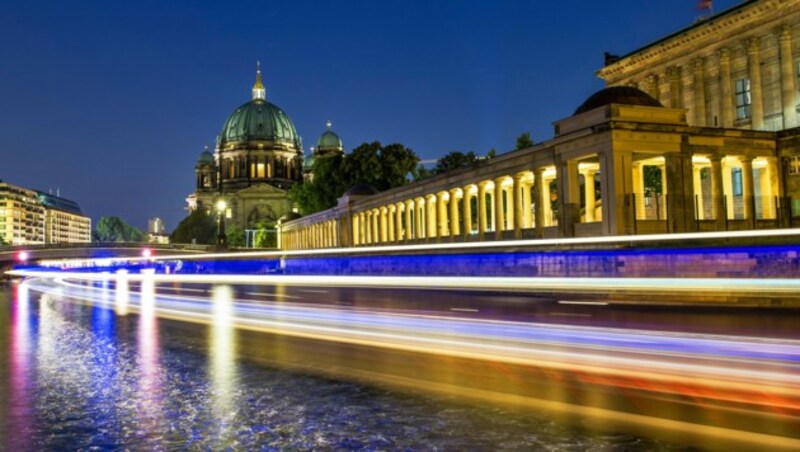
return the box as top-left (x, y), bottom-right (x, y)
top-left (478, 182), bottom-right (488, 238)
top-left (667, 66), bottom-right (682, 109)
top-left (559, 160), bottom-right (580, 236)
top-left (426, 195), bottom-right (437, 239)
top-left (779, 24), bottom-right (797, 129)
top-left (582, 169), bottom-right (597, 222)
top-left (709, 156), bottom-right (725, 227)
top-left (741, 157), bottom-right (755, 221)
top-left (746, 37), bottom-right (764, 130)
top-left (522, 181), bottom-right (533, 229)
top-left (438, 192), bottom-right (449, 237)
top-left (415, 198), bottom-right (425, 239)
top-left (534, 168), bottom-right (545, 238)
top-left (405, 200), bottom-right (414, 240)
top-left (647, 73), bottom-right (660, 101)
top-left (449, 188), bottom-right (461, 236)
top-left (494, 178), bottom-right (506, 239)
top-left (718, 48), bottom-right (734, 128)
top-left (463, 186), bottom-right (474, 238)
top-left (542, 175), bottom-right (553, 229)
top-left (396, 203), bottom-right (405, 241)
top-left (387, 206), bottom-right (395, 242)
top-left (381, 207), bottom-right (394, 243)
top-left (693, 58), bottom-right (707, 126)
top-left (513, 175), bottom-right (524, 237)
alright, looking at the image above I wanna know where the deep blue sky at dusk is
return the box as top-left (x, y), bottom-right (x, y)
top-left (0, 0), bottom-right (740, 231)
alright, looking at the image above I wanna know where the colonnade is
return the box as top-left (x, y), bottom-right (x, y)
top-left (282, 219), bottom-right (338, 250)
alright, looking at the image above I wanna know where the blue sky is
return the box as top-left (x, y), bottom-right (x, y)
top-left (0, 0), bottom-right (741, 230)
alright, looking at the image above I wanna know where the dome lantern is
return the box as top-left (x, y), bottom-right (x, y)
top-left (252, 61), bottom-right (266, 101)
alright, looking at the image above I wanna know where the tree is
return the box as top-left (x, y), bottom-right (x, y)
top-left (169, 209), bottom-right (217, 245)
top-left (93, 216), bottom-right (146, 242)
top-left (0, 236), bottom-right (7, 246)
top-left (225, 225), bottom-right (246, 247)
top-left (433, 151), bottom-right (480, 175)
top-left (515, 132), bottom-right (534, 151)
top-left (643, 165), bottom-right (663, 195)
top-left (291, 141), bottom-right (419, 215)
top-left (485, 148), bottom-right (497, 159)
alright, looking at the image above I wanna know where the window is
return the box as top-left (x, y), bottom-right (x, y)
top-left (789, 155), bottom-right (800, 176)
top-left (735, 79), bottom-right (751, 120)
top-left (732, 168), bottom-right (743, 196)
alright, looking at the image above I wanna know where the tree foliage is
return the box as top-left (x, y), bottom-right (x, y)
top-left (433, 151), bottom-right (480, 174)
top-left (291, 142), bottom-right (419, 215)
top-left (92, 216), bottom-right (146, 243)
top-left (169, 209), bottom-right (217, 245)
top-left (515, 132), bottom-right (534, 151)
top-left (0, 235), bottom-right (8, 246)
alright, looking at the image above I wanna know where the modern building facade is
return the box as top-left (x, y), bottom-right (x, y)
top-left (278, 0), bottom-right (800, 251)
top-left (0, 181), bottom-right (91, 246)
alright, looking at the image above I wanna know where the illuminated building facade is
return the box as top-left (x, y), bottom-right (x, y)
top-left (0, 181), bottom-right (91, 245)
top-left (186, 65), bottom-right (345, 233)
top-left (278, 0), bottom-right (800, 250)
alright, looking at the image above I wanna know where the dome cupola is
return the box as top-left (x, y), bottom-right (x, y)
top-left (574, 86), bottom-right (662, 116)
top-left (315, 120), bottom-right (344, 155)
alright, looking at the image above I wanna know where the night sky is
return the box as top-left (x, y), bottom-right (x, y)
top-left (0, 0), bottom-right (740, 231)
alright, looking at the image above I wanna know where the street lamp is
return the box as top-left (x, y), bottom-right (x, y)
top-left (216, 199), bottom-right (227, 248)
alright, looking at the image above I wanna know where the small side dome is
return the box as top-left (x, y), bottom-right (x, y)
top-left (316, 120), bottom-right (344, 153)
top-left (574, 86), bottom-right (662, 116)
top-left (279, 212), bottom-right (302, 222)
top-left (344, 183), bottom-right (379, 196)
top-left (303, 153), bottom-right (316, 170)
top-left (197, 150), bottom-right (214, 165)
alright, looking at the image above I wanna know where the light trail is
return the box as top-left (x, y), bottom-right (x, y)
top-left (20, 274), bottom-right (800, 448)
top-left (9, 268), bottom-right (800, 298)
top-left (31, 227), bottom-right (800, 267)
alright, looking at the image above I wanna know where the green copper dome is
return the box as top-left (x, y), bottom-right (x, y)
top-left (220, 99), bottom-right (300, 147)
top-left (316, 120), bottom-right (343, 152)
top-left (197, 149), bottom-right (214, 164)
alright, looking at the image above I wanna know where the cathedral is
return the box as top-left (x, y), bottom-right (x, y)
top-left (186, 65), bottom-right (344, 232)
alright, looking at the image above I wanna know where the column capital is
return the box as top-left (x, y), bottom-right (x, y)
top-left (534, 166), bottom-right (547, 175)
top-left (738, 155), bottom-right (755, 165)
top-left (745, 36), bottom-right (761, 54)
top-left (776, 23), bottom-right (792, 42)
top-left (580, 168), bottom-right (598, 177)
top-left (692, 57), bottom-right (705, 72)
top-left (380, 206), bottom-right (388, 213)
top-left (718, 47), bottom-right (730, 62)
top-left (449, 187), bottom-right (462, 196)
top-left (478, 180), bottom-right (491, 189)
top-left (494, 176), bottom-right (508, 184)
top-left (666, 65), bottom-right (681, 79)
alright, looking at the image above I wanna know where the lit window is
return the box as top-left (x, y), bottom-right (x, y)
top-left (735, 79), bottom-right (751, 120)
top-left (732, 168), bottom-right (743, 196)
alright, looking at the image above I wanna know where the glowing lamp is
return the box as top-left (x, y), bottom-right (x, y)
top-left (216, 199), bottom-right (227, 213)
top-left (17, 251), bottom-right (29, 262)
top-left (141, 248), bottom-right (152, 258)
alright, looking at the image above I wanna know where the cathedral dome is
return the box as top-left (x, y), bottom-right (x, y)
top-left (218, 64), bottom-right (301, 149)
top-left (574, 86), bottom-right (662, 115)
top-left (316, 120), bottom-right (343, 152)
top-left (219, 99), bottom-right (300, 146)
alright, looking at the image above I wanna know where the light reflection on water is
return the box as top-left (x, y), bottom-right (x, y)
top-left (0, 282), bottom-right (676, 450)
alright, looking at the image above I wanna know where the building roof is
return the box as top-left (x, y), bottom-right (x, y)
top-left (574, 86), bottom-right (662, 115)
top-left (220, 99), bottom-right (301, 147)
top-left (36, 191), bottom-right (84, 215)
top-left (604, 0), bottom-right (758, 65)
top-left (197, 149), bottom-right (214, 164)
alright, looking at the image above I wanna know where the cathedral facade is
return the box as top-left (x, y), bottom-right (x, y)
top-left (186, 66), bottom-right (343, 233)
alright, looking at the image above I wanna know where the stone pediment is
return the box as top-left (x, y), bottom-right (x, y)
top-left (235, 183), bottom-right (288, 195)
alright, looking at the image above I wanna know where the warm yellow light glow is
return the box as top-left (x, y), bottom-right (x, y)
top-left (215, 199), bottom-right (227, 212)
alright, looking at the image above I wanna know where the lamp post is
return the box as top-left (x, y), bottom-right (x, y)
top-left (216, 199), bottom-right (227, 249)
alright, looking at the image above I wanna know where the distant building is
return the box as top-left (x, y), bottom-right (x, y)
top-left (186, 64), bottom-right (344, 233)
top-left (147, 217), bottom-right (169, 244)
top-left (0, 181), bottom-right (91, 245)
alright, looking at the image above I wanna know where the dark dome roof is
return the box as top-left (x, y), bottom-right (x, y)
top-left (344, 183), bottom-right (379, 196)
top-left (197, 150), bottom-right (214, 165)
top-left (219, 99), bottom-right (300, 148)
top-left (574, 86), bottom-right (662, 115)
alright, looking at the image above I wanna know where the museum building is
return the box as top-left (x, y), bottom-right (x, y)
top-left (277, 0), bottom-right (800, 251)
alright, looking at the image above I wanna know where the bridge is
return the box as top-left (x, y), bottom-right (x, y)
top-left (0, 242), bottom-right (212, 276)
